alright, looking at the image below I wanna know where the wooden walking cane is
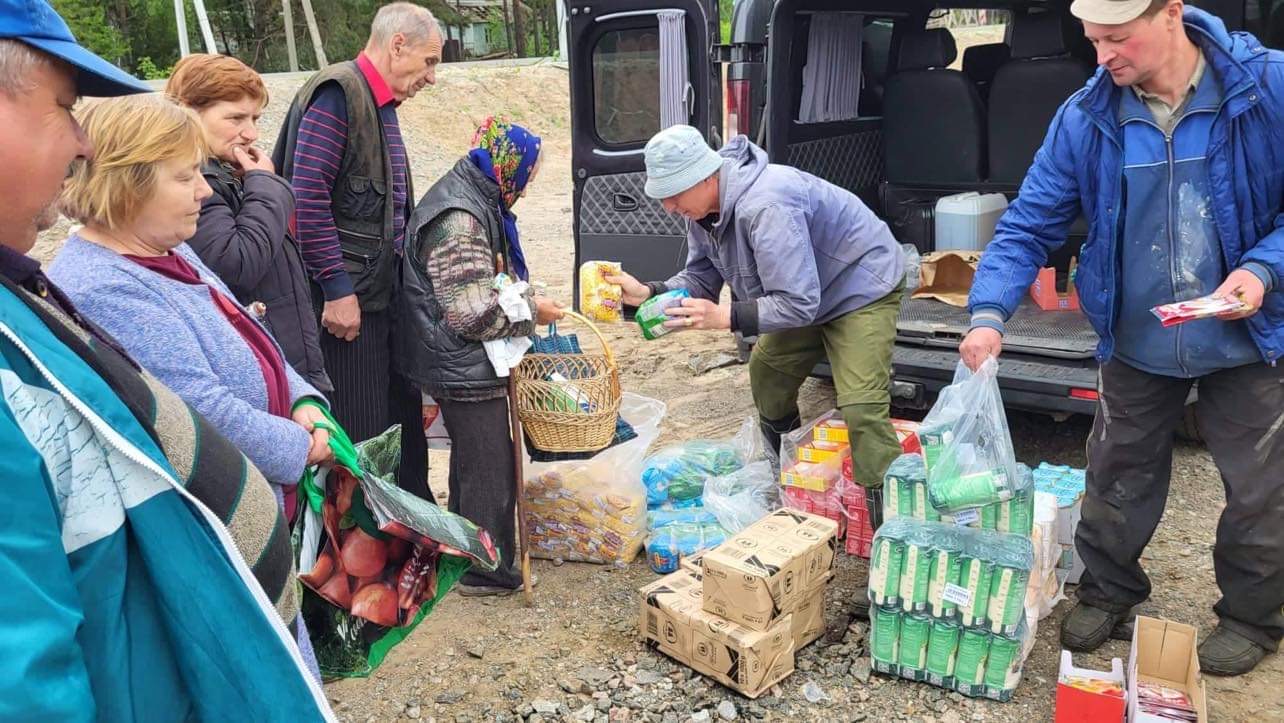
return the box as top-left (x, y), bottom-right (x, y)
top-left (508, 376), bottom-right (535, 606)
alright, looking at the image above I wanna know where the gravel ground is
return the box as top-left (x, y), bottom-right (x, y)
top-left (32, 62), bottom-right (1282, 722)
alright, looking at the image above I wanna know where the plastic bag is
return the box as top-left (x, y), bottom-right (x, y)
top-left (579, 260), bottom-right (624, 323)
top-left (920, 359), bottom-right (1020, 513)
top-left (889, 455), bottom-right (1035, 537)
top-left (522, 393), bottom-right (666, 565)
top-left (641, 418), bottom-right (770, 572)
top-left (703, 460), bottom-right (780, 533)
top-left (780, 410), bottom-right (858, 537)
top-left (866, 517), bottom-right (1035, 702)
top-left (295, 425), bottom-right (500, 678)
top-left (902, 243), bottom-right (922, 296)
top-left (641, 420), bottom-right (758, 510)
top-left (636, 288), bottom-right (691, 340)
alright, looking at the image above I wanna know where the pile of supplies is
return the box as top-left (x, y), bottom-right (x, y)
top-left (780, 412), bottom-right (923, 558)
top-left (864, 358), bottom-right (1058, 702)
top-left (642, 420), bottom-right (777, 573)
top-left (638, 509), bottom-right (838, 697)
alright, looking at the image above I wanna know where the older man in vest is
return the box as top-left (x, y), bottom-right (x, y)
top-left (274, 2), bottom-right (441, 501)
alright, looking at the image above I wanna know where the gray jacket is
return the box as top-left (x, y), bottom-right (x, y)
top-left (660, 136), bottom-right (903, 335)
top-left (188, 161), bottom-right (333, 392)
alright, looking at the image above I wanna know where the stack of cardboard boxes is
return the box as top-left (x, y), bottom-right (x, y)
top-left (638, 509), bottom-right (839, 697)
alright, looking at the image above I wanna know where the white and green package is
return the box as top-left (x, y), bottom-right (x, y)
top-left (636, 288), bottom-right (691, 340)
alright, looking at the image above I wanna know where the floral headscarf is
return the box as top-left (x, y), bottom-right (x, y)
top-left (468, 117), bottom-right (542, 281)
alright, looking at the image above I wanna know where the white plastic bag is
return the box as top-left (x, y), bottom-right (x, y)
top-left (703, 460), bottom-right (780, 533)
top-left (919, 358), bottom-right (1019, 512)
top-left (521, 393), bottom-right (666, 565)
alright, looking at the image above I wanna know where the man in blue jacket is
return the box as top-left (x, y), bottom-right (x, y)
top-left (961, 0), bottom-right (1282, 675)
top-left (609, 126), bottom-right (906, 497)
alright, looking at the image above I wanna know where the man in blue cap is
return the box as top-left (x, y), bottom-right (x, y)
top-left (0, 2), bottom-right (336, 718)
top-left (608, 126), bottom-right (907, 504)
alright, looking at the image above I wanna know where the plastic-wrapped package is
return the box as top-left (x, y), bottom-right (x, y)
top-left (522, 393), bottom-right (666, 565)
top-left (703, 460), bottom-right (779, 533)
top-left (579, 261), bottom-right (624, 322)
top-left (641, 420), bottom-right (758, 510)
top-left (920, 359), bottom-right (1020, 512)
top-left (636, 288), bottom-right (691, 340)
top-left (867, 518), bottom-right (1035, 702)
top-left (937, 464), bottom-right (1035, 536)
top-left (867, 519), bottom-right (1034, 633)
top-left (645, 520), bottom-right (730, 574)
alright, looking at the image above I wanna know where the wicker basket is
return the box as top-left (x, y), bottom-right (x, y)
top-left (514, 310), bottom-right (622, 453)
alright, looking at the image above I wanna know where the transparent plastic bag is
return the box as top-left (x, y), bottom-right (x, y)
top-left (641, 418), bottom-right (761, 510)
top-left (866, 517), bottom-right (1035, 701)
top-left (645, 520), bottom-right (731, 574)
top-left (703, 460), bottom-right (780, 534)
top-left (522, 393), bottom-right (666, 565)
top-left (920, 359), bottom-right (1020, 513)
top-left (902, 243), bottom-right (922, 295)
top-left (780, 410), bottom-right (859, 538)
top-left (578, 260), bottom-right (624, 323)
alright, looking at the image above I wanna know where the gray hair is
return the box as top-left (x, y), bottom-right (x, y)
top-left (369, 3), bottom-right (439, 47)
top-left (0, 39), bottom-right (56, 96)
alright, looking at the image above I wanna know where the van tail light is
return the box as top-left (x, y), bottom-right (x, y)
top-left (726, 78), bottom-right (751, 139)
top-left (1069, 388), bottom-right (1099, 401)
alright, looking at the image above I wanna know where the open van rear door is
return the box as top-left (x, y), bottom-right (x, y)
top-left (566, 0), bottom-right (721, 307)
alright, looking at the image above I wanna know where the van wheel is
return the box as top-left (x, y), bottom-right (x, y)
top-left (1176, 404), bottom-right (1202, 443)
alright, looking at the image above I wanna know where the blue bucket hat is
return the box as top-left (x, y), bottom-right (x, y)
top-left (0, 0), bottom-right (151, 96)
top-left (643, 125), bottom-right (724, 200)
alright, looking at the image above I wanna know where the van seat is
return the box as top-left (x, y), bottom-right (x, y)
top-left (963, 42), bottom-right (1011, 102)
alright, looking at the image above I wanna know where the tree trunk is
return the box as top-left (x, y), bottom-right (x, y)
top-left (513, 0), bottom-right (527, 56)
top-left (501, 0), bottom-right (515, 55)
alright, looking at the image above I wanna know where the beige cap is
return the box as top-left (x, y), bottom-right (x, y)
top-left (1070, 0), bottom-right (1154, 25)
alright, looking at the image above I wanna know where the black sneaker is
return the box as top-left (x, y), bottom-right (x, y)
top-left (1060, 602), bottom-right (1132, 652)
top-left (1198, 625), bottom-right (1272, 677)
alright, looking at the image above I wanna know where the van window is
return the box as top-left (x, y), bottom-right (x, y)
top-left (927, 8), bottom-right (1011, 70)
top-left (592, 26), bottom-right (662, 145)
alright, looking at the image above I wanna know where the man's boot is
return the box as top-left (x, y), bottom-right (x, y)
top-left (1060, 601), bottom-right (1134, 652)
top-left (1198, 625), bottom-right (1273, 676)
top-left (759, 410), bottom-right (801, 467)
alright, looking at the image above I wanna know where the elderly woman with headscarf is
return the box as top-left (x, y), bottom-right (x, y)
top-left (397, 117), bottom-right (563, 596)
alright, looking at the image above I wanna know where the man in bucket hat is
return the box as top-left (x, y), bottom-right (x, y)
top-left (963, 0), bottom-right (1284, 675)
top-left (0, 1), bottom-right (335, 718)
top-left (608, 126), bottom-right (906, 505)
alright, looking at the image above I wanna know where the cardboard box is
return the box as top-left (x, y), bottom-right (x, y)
top-left (814, 419), bottom-right (849, 444)
top-left (797, 439), bottom-right (851, 465)
top-left (639, 570), bottom-right (795, 698)
top-left (1055, 650), bottom-right (1126, 723)
top-left (702, 509), bottom-right (838, 631)
top-left (683, 555), bottom-right (832, 650)
top-left (891, 419), bottom-right (922, 454)
top-left (790, 572), bottom-right (832, 650)
top-left (781, 462), bottom-right (840, 493)
top-left (1030, 261), bottom-right (1081, 311)
top-left (1128, 617), bottom-right (1208, 723)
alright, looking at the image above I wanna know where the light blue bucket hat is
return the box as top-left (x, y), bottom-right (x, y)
top-left (643, 125), bottom-right (723, 200)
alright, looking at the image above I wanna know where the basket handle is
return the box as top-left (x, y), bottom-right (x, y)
top-left (553, 309), bottom-right (616, 368)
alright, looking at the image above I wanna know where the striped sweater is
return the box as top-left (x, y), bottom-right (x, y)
top-left (292, 53), bottom-right (409, 301)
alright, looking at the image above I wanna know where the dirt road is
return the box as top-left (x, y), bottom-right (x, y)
top-left (33, 62), bottom-right (1281, 722)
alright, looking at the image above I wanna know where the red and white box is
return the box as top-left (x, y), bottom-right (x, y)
top-left (1055, 650), bottom-right (1126, 723)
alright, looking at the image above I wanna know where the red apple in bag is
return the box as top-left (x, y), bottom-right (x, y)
top-left (341, 527), bottom-right (389, 577)
top-left (350, 582), bottom-right (400, 626)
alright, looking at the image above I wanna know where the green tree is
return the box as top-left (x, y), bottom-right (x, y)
top-left (51, 0), bottom-right (130, 64)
